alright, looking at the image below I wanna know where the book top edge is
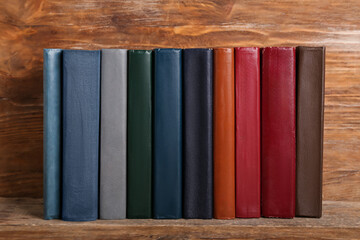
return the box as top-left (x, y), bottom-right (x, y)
top-left (154, 48), bottom-right (182, 52)
top-left (183, 48), bottom-right (213, 51)
top-left (262, 47), bottom-right (296, 50)
top-left (297, 46), bottom-right (326, 51)
top-left (128, 49), bottom-right (153, 54)
top-left (44, 49), bottom-right (62, 52)
top-left (62, 49), bottom-right (100, 53)
top-left (214, 48), bottom-right (234, 52)
top-left (101, 49), bottom-right (128, 52)
top-left (234, 47), bottom-right (260, 51)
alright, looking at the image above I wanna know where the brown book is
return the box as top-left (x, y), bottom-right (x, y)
top-left (296, 46), bottom-right (325, 218)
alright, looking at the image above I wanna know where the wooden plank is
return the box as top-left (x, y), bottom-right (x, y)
top-left (1, 226), bottom-right (359, 240)
top-left (0, 0), bottom-right (359, 199)
top-left (0, 198), bottom-right (359, 239)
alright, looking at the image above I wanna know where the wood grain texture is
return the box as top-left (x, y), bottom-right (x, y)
top-left (0, 0), bottom-right (359, 199)
top-left (0, 198), bottom-right (359, 239)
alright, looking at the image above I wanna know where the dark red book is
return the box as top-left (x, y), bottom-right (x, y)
top-left (261, 47), bottom-right (296, 218)
top-left (235, 47), bottom-right (261, 218)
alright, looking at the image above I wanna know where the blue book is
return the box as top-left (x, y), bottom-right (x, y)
top-left (43, 49), bottom-right (62, 220)
top-left (62, 50), bottom-right (100, 221)
top-left (153, 49), bottom-right (182, 219)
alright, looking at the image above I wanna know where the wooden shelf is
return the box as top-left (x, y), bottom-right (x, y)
top-left (0, 198), bottom-right (359, 239)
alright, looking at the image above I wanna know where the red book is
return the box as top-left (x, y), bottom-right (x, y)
top-left (235, 47), bottom-right (261, 218)
top-left (261, 47), bottom-right (296, 218)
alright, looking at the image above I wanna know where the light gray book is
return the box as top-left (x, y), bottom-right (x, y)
top-left (100, 49), bottom-right (127, 219)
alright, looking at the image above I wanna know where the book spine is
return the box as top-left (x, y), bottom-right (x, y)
top-left (127, 50), bottom-right (153, 219)
top-left (153, 49), bottom-right (182, 219)
top-left (43, 49), bottom-right (62, 220)
top-left (62, 50), bottom-right (100, 221)
top-left (183, 49), bottom-right (213, 219)
top-left (261, 47), bottom-right (296, 218)
top-left (235, 47), bottom-right (261, 218)
top-left (296, 46), bottom-right (325, 218)
top-left (213, 48), bottom-right (235, 219)
top-left (100, 49), bottom-right (127, 219)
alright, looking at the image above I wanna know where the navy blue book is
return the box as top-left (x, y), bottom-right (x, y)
top-left (43, 49), bottom-right (62, 220)
top-left (153, 49), bottom-right (182, 219)
top-left (183, 49), bottom-right (214, 219)
top-left (62, 50), bottom-right (100, 221)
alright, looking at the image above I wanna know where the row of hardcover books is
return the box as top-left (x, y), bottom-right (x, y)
top-left (43, 47), bottom-right (325, 221)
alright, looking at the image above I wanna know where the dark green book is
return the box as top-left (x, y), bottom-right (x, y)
top-left (127, 50), bottom-right (153, 218)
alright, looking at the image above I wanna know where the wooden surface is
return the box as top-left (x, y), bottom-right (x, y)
top-left (0, 0), bottom-right (359, 199)
top-left (0, 198), bottom-right (358, 239)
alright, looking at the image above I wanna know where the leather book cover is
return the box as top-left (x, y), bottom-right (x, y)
top-left (100, 49), bottom-right (127, 219)
top-left (153, 49), bottom-right (182, 219)
top-left (43, 49), bottom-right (62, 220)
top-left (235, 47), bottom-right (261, 218)
top-left (213, 48), bottom-right (235, 219)
top-left (261, 47), bottom-right (296, 218)
top-left (296, 46), bottom-right (325, 218)
top-left (127, 50), bottom-right (153, 219)
top-left (62, 50), bottom-right (100, 221)
top-left (183, 48), bottom-right (213, 219)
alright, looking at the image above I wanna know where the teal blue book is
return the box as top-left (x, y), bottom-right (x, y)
top-left (153, 49), bottom-right (182, 219)
top-left (43, 49), bottom-right (62, 220)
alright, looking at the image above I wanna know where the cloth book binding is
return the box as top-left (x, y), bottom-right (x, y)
top-left (100, 49), bottom-right (127, 219)
top-left (296, 46), bottom-right (325, 218)
top-left (261, 47), bottom-right (296, 218)
top-left (127, 50), bottom-right (153, 219)
top-left (153, 48), bottom-right (183, 219)
top-left (213, 48), bottom-right (236, 219)
top-left (235, 47), bottom-right (261, 218)
top-left (43, 49), bottom-right (62, 220)
top-left (62, 50), bottom-right (100, 221)
top-left (183, 48), bottom-right (214, 219)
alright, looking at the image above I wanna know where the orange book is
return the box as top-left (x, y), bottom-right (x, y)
top-left (213, 48), bottom-right (236, 219)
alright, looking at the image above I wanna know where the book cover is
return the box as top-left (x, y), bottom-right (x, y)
top-left (127, 50), bottom-right (153, 219)
top-left (296, 46), bottom-right (325, 218)
top-left (153, 48), bottom-right (182, 219)
top-left (261, 47), bottom-right (296, 218)
top-left (43, 49), bottom-right (62, 220)
top-left (62, 50), bottom-right (100, 221)
top-left (183, 48), bottom-right (213, 219)
top-left (235, 47), bottom-right (261, 218)
top-left (213, 48), bottom-right (235, 219)
top-left (100, 49), bottom-right (127, 219)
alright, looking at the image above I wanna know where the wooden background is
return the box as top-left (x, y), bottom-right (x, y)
top-left (0, 0), bottom-right (359, 200)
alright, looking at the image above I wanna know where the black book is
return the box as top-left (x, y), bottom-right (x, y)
top-left (183, 49), bottom-right (214, 219)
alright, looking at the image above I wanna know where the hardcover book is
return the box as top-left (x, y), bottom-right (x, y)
top-left (127, 50), bottom-right (153, 219)
top-left (235, 47), bottom-right (261, 218)
top-left (43, 49), bottom-right (62, 220)
top-left (100, 49), bottom-right (127, 219)
top-left (153, 49), bottom-right (182, 219)
top-left (183, 48), bottom-right (214, 219)
top-left (62, 50), bottom-right (100, 221)
top-left (296, 46), bottom-right (325, 218)
top-left (261, 47), bottom-right (296, 218)
top-left (213, 48), bottom-right (235, 219)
